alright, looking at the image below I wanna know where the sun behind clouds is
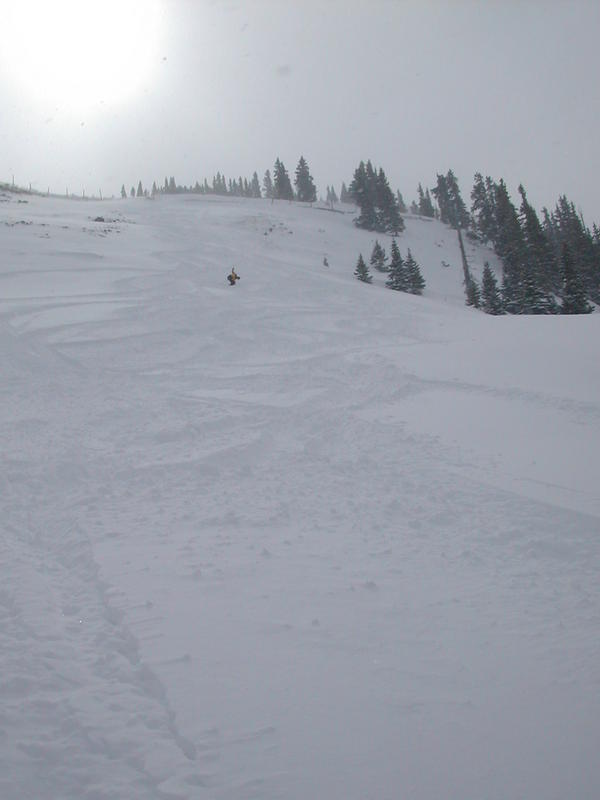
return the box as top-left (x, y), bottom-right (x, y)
top-left (4, 0), bottom-right (161, 110)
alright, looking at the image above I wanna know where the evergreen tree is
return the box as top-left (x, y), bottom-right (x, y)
top-left (432, 170), bottom-right (469, 229)
top-left (446, 169), bottom-right (470, 228)
top-left (396, 190), bottom-right (407, 213)
top-left (405, 249), bottom-right (425, 294)
top-left (349, 161), bottom-right (367, 206)
top-left (375, 167), bottom-right (403, 233)
top-left (417, 184), bottom-right (434, 217)
top-left (561, 242), bottom-right (593, 313)
top-left (294, 156), bottom-right (317, 203)
top-left (349, 160), bottom-right (403, 234)
top-left (340, 182), bottom-right (350, 203)
top-left (481, 263), bottom-right (504, 314)
top-left (273, 158), bottom-right (294, 200)
top-left (263, 169), bottom-right (273, 199)
top-left (417, 183), bottom-right (426, 214)
top-left (213, 173), bottom-right (226, 194)
top-left (494, 180), bottom-right (527, 312)
top-left (386, 239), bottom-right (407, 291)
top-left (470, 173), bottom-right (497, 243)
top-left (518, 184), bottom-right (558, 295)
top-left (151, 181), bottom-right (158, 196)
top-left (136, 181), bottom-right (143, 197)
top-left (349, 162), bottom-right (378, 229)
top-left (423, 188), bottom-right (435, 218)
top-left (251, 172), bottom-right (261, 198)
top-left (354, 253), bottom-right (372, 283)
top-left (552, 195), bottom-right (599, 302)
top-left (431, 173), bottom-right (451, 224)
top-left (520, 264), bottom-right (556, 314)
top-left (370, 240), bottom-right (388, 272)
top-left (130, 186), bottom-right (135, 197)
top-left (465, 276), bottom-right (481, 308)
top-left (120, 184), bottom-right (127, 199)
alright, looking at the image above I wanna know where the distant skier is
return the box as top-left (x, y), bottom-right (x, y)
top-left (227, 267), bottom-right (240, 285)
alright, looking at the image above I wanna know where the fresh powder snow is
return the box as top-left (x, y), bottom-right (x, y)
top-left (1, 189), bottom-right (599, 799)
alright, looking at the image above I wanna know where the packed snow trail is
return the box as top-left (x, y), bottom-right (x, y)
top-left (1, 192), bottom-right (599, 799)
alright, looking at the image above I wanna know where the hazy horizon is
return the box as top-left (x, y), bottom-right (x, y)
top-left (2, 0), bottom-right (600, 223)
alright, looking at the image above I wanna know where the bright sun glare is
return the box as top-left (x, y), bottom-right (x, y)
top-left (4, 0), bottom-right (160, 110)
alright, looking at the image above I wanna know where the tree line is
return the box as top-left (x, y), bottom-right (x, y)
top-left (120, 156), bottom-right (597, 314)
top-left (121, 155), bottom-right (325, 204)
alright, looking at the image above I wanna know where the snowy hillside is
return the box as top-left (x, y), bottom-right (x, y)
top-left (1, 190), bottom-right (599, 800)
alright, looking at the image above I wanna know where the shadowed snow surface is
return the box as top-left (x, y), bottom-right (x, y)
top-left (1, 192), bottom-right (599, 799)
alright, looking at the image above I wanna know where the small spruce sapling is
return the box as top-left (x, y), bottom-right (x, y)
top-left (370, 240), bottom-right (388, 272)
top-left (405, 249), bottom-right (425, 295)
top-left (354, 254), bottom-right (372, 283)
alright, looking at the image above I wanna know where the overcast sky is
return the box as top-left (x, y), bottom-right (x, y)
top-left (2, 0), bottom-right (599, 223)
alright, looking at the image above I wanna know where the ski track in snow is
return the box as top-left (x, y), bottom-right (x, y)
top-left (1, 192), bottom-right (600, 799)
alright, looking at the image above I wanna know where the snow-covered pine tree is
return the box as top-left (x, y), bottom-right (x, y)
top-left (386, 239), bottom-right (407, 290)
top-left (370, 240), bottom-right (388, 272)
top-left (404, 248), bottom-right (425, 294)
top-left (561, 242), bottom-right (593, 314)
top-left (294, 156), bottom-right (317, 203)
top-left (354, 254), bottom-right (372, 283)
top-left (120, 184), bottom-right (127, 198)
top-left (481, 263), bottom-right (504, 314)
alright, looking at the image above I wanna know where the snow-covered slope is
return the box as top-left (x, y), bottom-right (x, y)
top-left (1, 191), bottom-right (599, 800)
